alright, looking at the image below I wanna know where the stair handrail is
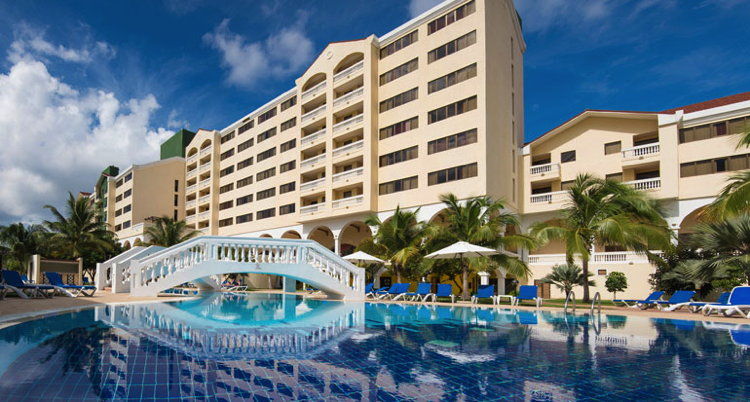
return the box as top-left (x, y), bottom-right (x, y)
top-left (564, 291), bottom-right (576, 314)
top-left (591, 291), bottom-right (602, 316)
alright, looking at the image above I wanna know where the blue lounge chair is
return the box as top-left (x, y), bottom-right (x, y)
top-left (404, 283), bottom-right (432, 302)
top-left (0, 284), bottom-right (5, 300)
top-left (364, 283), bottom-right (374, 294)
top-left (705, 286), bottom-right (750, 318)
top-left (427, 284), bottom-right (456, 303)
top-left (641, 290), bottom-right (695, 311)
top-left (1, 270), bottom-right (55, 298)
top-left (45, 272), bottom-right (96, 297)
top-left (513, 285), bottom-right (542, 308)
top-left (688, 292), bottom-right (730, 314)
top-left (379, 283), bottom-right (410, 300)
top-left (471, 285), bottom-right (496, 305)
top-left (614, 291), bottom-right (665, 309)
top-left (21, 274), bottom-right (32, 284)
top-left (369, 285), bottom-right (391, 299)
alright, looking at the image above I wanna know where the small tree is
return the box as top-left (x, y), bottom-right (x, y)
top-left (605, 271), bottom-right (628, 300)
top-left (541, 264), bottom-right (595, 299)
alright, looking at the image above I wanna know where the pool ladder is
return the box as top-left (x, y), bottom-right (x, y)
top-left (564, 291), bottom-right (602, 316)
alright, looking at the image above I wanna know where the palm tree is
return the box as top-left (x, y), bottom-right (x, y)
top-left (703, 128), bottom-right (750, 219)
top-left (531, 174), bottom-right (671, 302)
top-left (362, 206), bottom-right (426, 282)
top-left (690, 215), bottom-right (750, 284)
top-left (425, 193), bottom-right (535, 300)
top-left (0, 223), bottom-right (46, 272)
top-left (144, 216), bottom-right (200, 247)
top-left (541, 264), bottom-right (595, 299)
top-left (44, 192), bottom-right (113, 260)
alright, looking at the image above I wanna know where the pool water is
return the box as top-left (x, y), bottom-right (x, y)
top-left (1, 293), bottom-right (749, 401)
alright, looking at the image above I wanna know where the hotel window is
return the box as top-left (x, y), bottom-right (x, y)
top-left (380, 30), bottom-right (417, 59)
top-left (173, 194), bottom-right (178, 206)
top-left (279, 203), bottom-right (295, 215)
top-left (220, 166), bottom-right (234, 177)
top-left (604, 141), bottom-right (621, 155)
top-left (115, 224), bottom-right (121, 231)
top-left (380, 117), bottom-right (418, 140)
top-left (679, 118), bottom-right (745, 143)
top-left (174, 180), bottom-right (179, 192)
top-left (427, 129), bottom-right (477, 154)
top-left (428, 163), bottom-right (478, 185)
top-left (258, 107), bottom-right (277, 124)
top-left (123, 221), bottom-right (131, 229)
top-left (561, 150), bottom-right (576, 163)
top-left (219, 218), bottom-right (233, 227)
top-left (257, 208), bottom-right (275, 220)
top-left (115, 209), bottom-right (122, 217)
top-left (280, 139), bottom-right (296, 152)
top-left (257, 127), bottom-right (276, 143)
top-left (380, 88), bottom-right (418, 113)
top-left (238, 138), bottom-right (254, 152)
top-left (561, 180), bottom-right (575, 191)
top-left (220, 148), bottom-right (235, 160)
top-left (428, 96), bottom-right (477, 124)
top-left (238, 120), bottom-right (254, 134)
top-left (236, 213), bottom-right (253, 224)
top-left (379, 176), bottom-right (418, 195)
top-left (220, 131), bottom-right (235, 144)
top-left (173, 210), bottom-right (177, 220)
top-left (124, 172), bottom-right (132, 182)
top-left (236, 194), bottom-right (253, 205)
top-left (280, 117), bottom-right (296, 132)
top-left (280, 160), bottom-right (296, 173)
top-left (115, 179), bottom-right (123, 188)
top-left (280, 96), bottom-right (297, 111)
top-left (379, 58), bottom-right (418, 86)
top-left (116, 194), bottom-right (122, 202)
top-left (256, 167), bottom-right (276, 181)
top-left (428, 31), bottom-right (476, 63)
top-left (680, 153), bottom-right (750, 177)
top-left (219, 200), bottom-right (233, 210)
top-left (257, 187), bottom-right (276, 200)
top-left (379, 146), bottom-right (418, 167)
top-left (237, 176), bottom-right (253, 188)
top-left (237, 157), bottom-right (253, 170)
top-left (428, 63), bottom-right (477, 94)
top-left (606, 173), bottom-right (624, 182)
top-left (219, 183), bottom-right (234, 193)
top-left (428, 0), bottom-right (475, 34)
top-left (279, 181), bottom-right (296, 194)
top-left (257, 147), bottom-right (276, 162)
top-left (124, 189), bottom-right (132, 198)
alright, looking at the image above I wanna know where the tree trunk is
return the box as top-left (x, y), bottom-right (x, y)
top-left (395, 266), bottom-right (402, 283)
top-left (582, 258), bottom-right (590, 302)
top-left (461, 264), bottom-right (469, 301)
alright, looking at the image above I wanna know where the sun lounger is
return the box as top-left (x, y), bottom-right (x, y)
top-left (471, 285), bottom-right (496, 305)
top-left (512, 285), bottom-right (542, 308)
top-left (704, 286), bottom-right (750, 318)
top-left (368, 285), bottom-right (390, 298)
top-left (404, 283), bottom-right (432, 302)
top-left (614, 291), bottom-right (665, 309)
top-left (44, 272), bottom-right (96, 297)
top-left (640, 290), bottom-right (695, 311)
top-left (426, 284), bottom-right (456, 303)
top-left (379, 283), bottom-right (410, 300)
top-left (688, 292), bottom-right (730, 313)
top-left (1, 270), bottom-right (55, 298)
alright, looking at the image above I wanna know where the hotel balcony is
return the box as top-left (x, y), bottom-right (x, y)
top-left (332, 194), bottom-right (364, 210)
top-left (301, 80), bottom-right (326, 102)
top-left (301, 128), bottom-right (326, 148)
top-left (198, 178), bottom-right (211, 190)
top-left (528, 251), bottom-right (658, 265)
top-left (332, 139), bottom-right (364, 159)
top-left (333, 113), bottom-right (363, 134)
top-left (199, 164), bottom-right (211, 173)
top-left (186, 215), bottom-right (197, 224)
top-left (186, 167), bottom-right (197, 179)
top-left (622, 143), bottom-right (660, 167)
top-left (301, 153), bottom-right (326, 170)
top-left (186, 183), bottom-right (197, 194)
top-left (300, 177), bottom-right (326, 193)
top-left (198, 194), bottom-right (211, 206)
top-left (197, 210), bottom-right (210, 222)
top-left (625, 177), bottom-right (661, 191)
top-left (300, 203), bottom-right (325, 215)
top-left (187, 153), bottom-right (198, 164)
top-left (529, 190), bottom-right (567, 205)
top-left (529, 162), bottom-right (560, 181)
top-left (186, 199), bottom-right (197, 209)
top-left (301, 104), bottom-right (327, 125)
top-left (199, 146), bottom-right (212, 157)
top-left (333, 86), bottom-right (364, 110)
top-left (332, 167), bottom-right (363, 184)
top-left (333, 60), bottom-right (364, 85)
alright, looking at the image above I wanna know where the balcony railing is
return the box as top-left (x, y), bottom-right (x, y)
top-left (332, 140), bottom-right (364, 158)
top-left (199, 178), bottom-right (211, 189)
top-left (530, 163), bottom-right (560, 175)
top-left (301, 81), bottom-right (326, 101)
top-left (301, 128), bottom-right (326, 147)
top-left (186, 199), bottom-right (196, 209)
top-left (332, 167), bottom-right (364, 183)
top-left (528, 251), bottom-right (660, 265)
top-left (197, 211), bottom-right (210, 221)
top-left (198, 194), bottom-right (211, 205)
top-left (187, 154), bottom-right (198, 164)
top-left (622, 143), bottom-right (660, 159)
top-left (199, 164), bottom-right (211, 173)
top-left (333, 61), bottom-right (364, 83)
top-left (187, 168), bottom-right (197, 178)
top-left (301, 154), bottom-right (326, 169)
top-left (333, 87), bottom-right (364, 108)
top-left (333, 114), bottom-right (363, 134)
top-left (199, 146), bottom-right (212, 156)
top-left (300, 177), bottom-right (325, 192)
top-left (332, 195), bottom-right (364, 209)
top-left (301, 104), bottom-right (326, 123)
top-left (626, 177), bottom-right (661, 191)
top-left (186, 215), bottom-right (196, 224)
top-left (530, 190), bottom-right (567, 204)
top-left (300, 204), bottom-right (324, 215)
top-left (186, 184), bottom-right (197, 193)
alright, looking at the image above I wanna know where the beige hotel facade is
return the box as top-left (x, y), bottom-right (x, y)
top-left (90, 0), bottom-right (750, 299)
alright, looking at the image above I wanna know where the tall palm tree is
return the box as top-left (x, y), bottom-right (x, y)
top-left (44, 192), bottom-right (113, 260)
top-left (0, 223), bottom-right (46, 272)
top-left (703, 127), bottom-right (750, 219)
top-left (362, 206), bottom-right (426, 282)
top-left (426, 193), bottom-right (535, 300)
top-left (531, 174), bottom-right (671, 302)
top-left (541, 264), bottom-right (595, 299)
top-left (690, 215), bottom-right (750, 284)
top-left (144, 216), bottom-right (200, 247)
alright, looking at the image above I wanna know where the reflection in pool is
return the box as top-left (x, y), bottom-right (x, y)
top-left (1, 293), bottom-right (749, 400)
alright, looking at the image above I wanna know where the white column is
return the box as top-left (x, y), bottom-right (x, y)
top-left (478, 271), bottom-right (490, 285)
top-left (95, 262), bottom-right (105, 290)
top-left (334, 234), bottom-right (341, 256)
top-left (283, 277), bottom-right (297, 293)
top-left (496, 269), bottom-right (506, 295)
top-left (31, 254), bottom-right (42, 284)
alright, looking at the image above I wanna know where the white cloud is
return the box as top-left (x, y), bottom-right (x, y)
top-left (0, 58), bottom-right (171, 224)
top-left (409, 0), bottom-right (444, 18)
top-left (203, 19), bottom-right (315, 88)
top-left (8, 24), bottom-right (116, 64)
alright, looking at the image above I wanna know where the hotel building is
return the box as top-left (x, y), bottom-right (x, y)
top-left (89, 0), bottom-right (750, 298)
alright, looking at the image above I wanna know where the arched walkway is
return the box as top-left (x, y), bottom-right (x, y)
top-left (281, 230), bottom-right (302, 239)
top-left (678, 207), bottom-right (707, 245)
top-left (333, 53), bottom-right (364, 74)
top-left (259, 234), bottom-right (273, 238)
top-left (308, 226), bottom-right (334, 252)
top-left (339, 221), bottom-right (372, 256)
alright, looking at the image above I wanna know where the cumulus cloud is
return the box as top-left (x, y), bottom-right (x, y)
top-left (9, 24), bottom-right (116, 64)
top-left (0, 58), bottom-right (171, 224)
top-left (203, 19), bottom-right (315, 88)
top-left (409, 0), bottom-right (444, 18)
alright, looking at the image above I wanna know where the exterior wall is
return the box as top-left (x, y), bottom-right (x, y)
top-left (185, 129), bottom-right (221, 234)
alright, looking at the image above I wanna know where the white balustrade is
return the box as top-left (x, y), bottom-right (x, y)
top-left (529, 163), bottom-right (559, 175)
top-left (187, 154), bottom-right (198, 164)
top-left (301, 104), bottom-right (326, 123)
top-left (186, 184), bottom-right (197, 193)
top-left (186, 215), bottom-right (196, 224)
top-left (200, 146), bottom-right (212, 156)
top-left (301, 81), bottom-right (327, 101)
top-left (300, 177), bottom-right (325, 192)
top-left (626, 177), bottom-right (661, 191)
top-left (199, 178), bottom-right (211, 189)
top-left (301, 154), bottom-right (326, 169)
top-left (301, 128), bottom-right (326, 147)
top-left (332, 140), bottom-right (364, 158)
top-left (197, 211), bottom-right (210, 221)
top-left (186, 199), bottom-right (197, 209)
top-left (622, 143), bottom-right (660, 159)
top-left (333, 87), bottom-right (364, 108)
top-left (333, 61), bottom-right (364, 83)
top-left (199, 164), bottom-right (211, 173)
top-left (529, 251), bottom-right (659, 265)
top-left (333, 114), bottom-right (363, 134)
top-left (332, 167), bottom-right (364, 183)
top-left (530, 190), bottom-right (567, 204)
top-left (300, 204), bottom-right (324, 215)
top-left (186, 168), bottom-right (197, 178)
top-left (198, 195), bottom-right (211, 205)
top-left (332, 195), bottom-right (364, 209)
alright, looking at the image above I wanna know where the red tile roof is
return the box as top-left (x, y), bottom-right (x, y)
top-left (662, 91), bottom-right (750, 114)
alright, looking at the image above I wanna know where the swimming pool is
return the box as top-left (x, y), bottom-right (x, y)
top-left (0, 293), bottom-right (748, 401)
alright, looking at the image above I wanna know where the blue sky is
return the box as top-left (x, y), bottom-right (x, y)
top-left (0, 0), bottom-right (748, 223)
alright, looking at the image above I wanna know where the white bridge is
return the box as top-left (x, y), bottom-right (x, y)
top-left (110, 236), bottom-right (366, 299)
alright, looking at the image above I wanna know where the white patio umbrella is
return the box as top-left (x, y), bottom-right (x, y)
top-left (343, 251), bottom-right (385, 265)
top-left (425, 241), bottom-right (499, 301)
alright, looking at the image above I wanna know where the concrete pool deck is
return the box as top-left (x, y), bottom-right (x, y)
top-left (1, 289), bottom-right (749, 326)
